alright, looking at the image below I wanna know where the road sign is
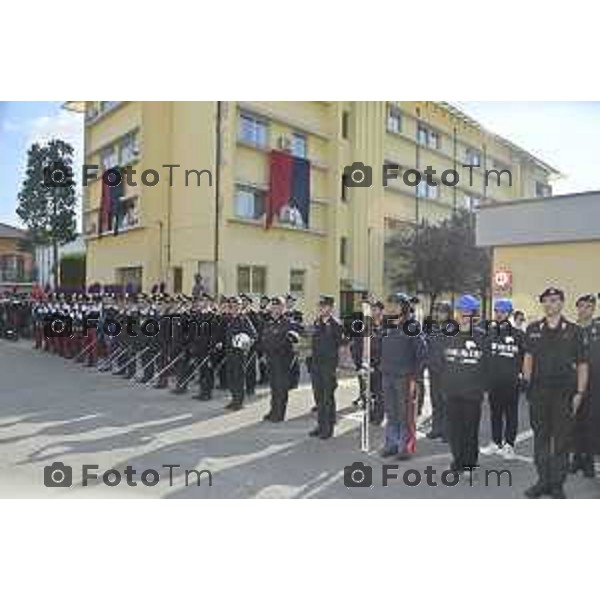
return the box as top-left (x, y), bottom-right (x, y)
top-left (493, 268), bottom-right (512, 294)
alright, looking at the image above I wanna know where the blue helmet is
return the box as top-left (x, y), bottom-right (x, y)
top-left (456, 294), bottom-right (480, 313)
top-left (494, 298), bottom-right (513, 313)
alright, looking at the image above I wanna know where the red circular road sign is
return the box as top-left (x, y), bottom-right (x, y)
top-left (494, 269), bottom-right (512, 289)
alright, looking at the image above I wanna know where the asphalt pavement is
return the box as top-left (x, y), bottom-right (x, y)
top-left (1, 339), bottom-right (599, 498)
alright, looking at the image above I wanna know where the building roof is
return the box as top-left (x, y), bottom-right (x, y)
top-left (65, 100), bottom-right (560, 176)
top-left (437, 102), bottom-right (561, 176)
top-left (476, 190), bottom-right (600, 247)
top-left (0, 222), bottom-right (28, 239)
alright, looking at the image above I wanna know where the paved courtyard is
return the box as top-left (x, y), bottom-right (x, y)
top-left (1, 339), bottom-right (599, 498)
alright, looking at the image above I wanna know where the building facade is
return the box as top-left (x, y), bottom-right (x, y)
top-left (69, 101), bottom-right (556, 314)
top-left (0, 222), bottom-right (34, 292)
top-left (476, 190), bottom-right (600, 321)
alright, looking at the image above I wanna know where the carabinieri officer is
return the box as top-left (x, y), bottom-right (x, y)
top-left (522, 287), bottom-right (589, 499)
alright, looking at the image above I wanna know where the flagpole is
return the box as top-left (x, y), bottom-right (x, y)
top-left (452, 124), bottom-right (458, 214)
top-left (213, 101), bottom-right (222, 296)
top-left (415, 110), bottom-right (421, 298)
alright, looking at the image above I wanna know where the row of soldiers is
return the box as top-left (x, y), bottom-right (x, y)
top-left (3, 285), bottom-right (599, 497)
top-left (23, 290), bottom-right (306, 419)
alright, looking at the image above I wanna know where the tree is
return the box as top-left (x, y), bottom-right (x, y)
top-left (385, 209), bottom-right (492, 314)
top-left (16, 139), bottom-right (77, 288)
top-left (450, 210), bottom-right (492, 315)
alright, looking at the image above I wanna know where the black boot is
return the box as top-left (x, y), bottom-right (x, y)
top-left (225, 400), bottom-right (243, 410)
top-left (549, 485), bottom-right (567, 499)
top-left (582, 455), bottom-right (595, 478)
top-left (524, 481), bottom-right (548, 499)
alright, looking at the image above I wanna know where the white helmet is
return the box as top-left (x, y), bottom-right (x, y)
top-left (232, 332), bottom-right (252, 350)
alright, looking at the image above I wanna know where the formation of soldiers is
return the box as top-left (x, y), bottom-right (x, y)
top-left (3, 287), bottom-right (303, 418)
top-left (1, 284), bottom-right (599, 498)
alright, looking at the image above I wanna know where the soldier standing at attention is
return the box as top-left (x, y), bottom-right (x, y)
top-left (261, 296), bottom-right (301, 422)
top-left (240, 293), bottom-right (260, 396)
top-left (224, 296), bottom-right (257, 411)
top-left (522, 287), bottom-right (589, 499)
top-left (441, 295), bottom-right (488, 474)
top-left (425, 301), bottom-right (452, 442)
top-left (570, 294), bottom-right (597, 477)
top-left (285, 294), bottom-right (304, 390)
top-left (256, 295), bottom-right (271, 385)
top-left (379, 292), bottom-right (424, 460)
top-left (481, 298), bottom-right (525, 459)
top-left (308, 295), bottom-right (344, 440)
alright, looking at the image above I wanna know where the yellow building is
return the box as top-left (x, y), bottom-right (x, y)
top-left (476, 191), bottom-right (600, 321)
top-left (0, 222), bottom-right (34, 291)
top-left (66, 101), bottom-right (557, 315)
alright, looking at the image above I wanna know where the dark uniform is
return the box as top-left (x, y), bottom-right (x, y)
top-left (262, 298), bottom-right (301, 422)
top-left (486, 320), bottom-right (525, 450)
top-left (380, 315), bottom-right (424, 457)
top-left (242, 296), bottom-right (261, 396)
top-left (308, 296), bottom-right (344, 439)
top-left (224, 301), bottom-right (257, 410)
top-left (570, 294), bottom-right (599, 476)
top-left (191, 300), bottom-right (222, 401)
top-left (524, 308), bottom-right (589, 497)
top-left (424, 315), bottom-right (449, 441)
top-left (442, 324), bottom-right (489, 472)
top-left (285, 295), bottom-right (304, 389)
top-left (585, 316), bottom-right (600, 468)
top-left (256, 295), bottom-right (271, 385)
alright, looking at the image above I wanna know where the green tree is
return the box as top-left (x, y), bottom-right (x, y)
top-left (385, 209), bottom-right (491, 314)
top-left (16, 139), bottom-right (77, 288)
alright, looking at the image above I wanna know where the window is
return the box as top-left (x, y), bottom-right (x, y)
top-left (342, 111), bottom-right (350, 139)
top-left (0, 254), bottom-right (25, 282)
top-left (291, 132), bottom-right (307, 158)
top-left (428, 130), bottom-right (440, 150)
top-left (234, 185), bottom-right (266, 220)
top-left (417, 124), bottom-right (440, 149)
top-left (237, 265), bottom-right (267, 295)
top-left (290, 269), bottom-right (306, 294)
top-left (173, 267), bottom-right (183, 294)
top-left (238, 113), bottom-right (268, 147)
top-left (85, 103), bottom-right (99, 121)
top-left (464, 194), bottom-right (481, 211)
top-left (86, 102), bottom-right (120, 122)
top-left (119, 131), bottom-right (139, 165)
top-left (465, 148), bottom-right (481, 166)
top-left (100, 101), bottom-right (119, 112)
top-left (417, 181), bottom-right (438, 199)
top-left (115, 196), bottom-right (140, 230)
top-left (387, 105), bottom-right (402, 133)
top-left (100, 145), bottom-right (119, 171)
top-left (340, 236), bottom-right (348, 266)
top-left (535, 181), bottom-right (552, 197)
